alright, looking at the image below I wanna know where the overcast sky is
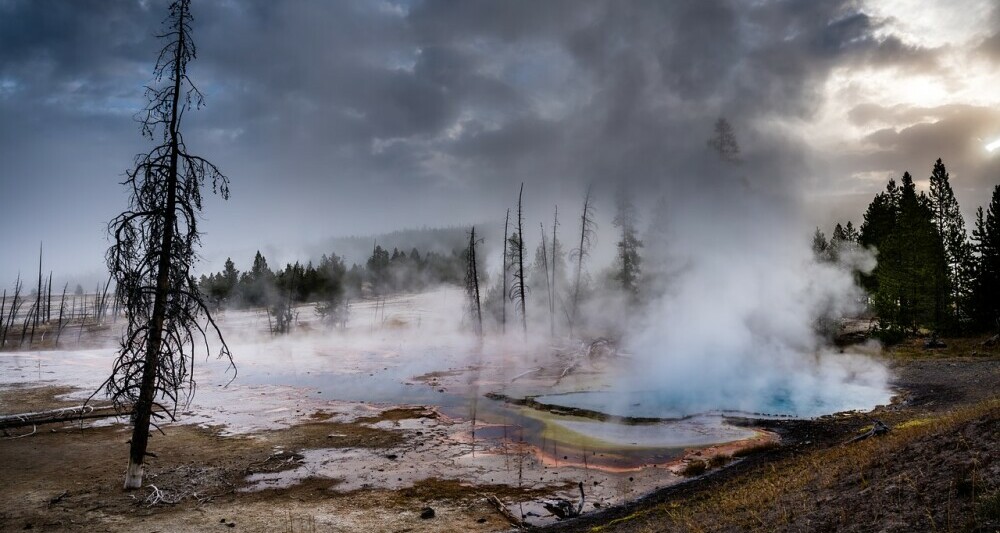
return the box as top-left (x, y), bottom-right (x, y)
top-left (1, 0), bottom-right (999, 285)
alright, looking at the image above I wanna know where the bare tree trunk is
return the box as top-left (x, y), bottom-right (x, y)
top-left (515, 183), bottom-right (527, 338)
top-left (0, 289), bottom-right (5, 349)
top-left (466, 227), bottom-right (483, 337)
top-left (46, 271), bottom-right (53, 323)
top-left (99, 277), bottom-right (112, 323)
top-left (77, 302), bottom-right (86, 343)
top-left (551, 206), bottom-right (559, 336)
top-left (501, 208), bottom-right (510, 335)
top-left (540, 223), bottom-right (553, 337)
top-left (571, 186), bottom-right (594, 336)
top-left (55, 283), bottom-right (68, 346)
top-left (34, 243), bottom-right (42, 331)
top-left (3, 276), bottom-right (23, 349)
top-left (22, 303), bottom-right (35, 348)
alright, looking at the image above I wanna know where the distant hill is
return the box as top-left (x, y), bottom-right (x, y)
top-left (308, 223), bottom-right (504, 266)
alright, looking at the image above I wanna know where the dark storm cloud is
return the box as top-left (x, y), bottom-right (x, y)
top-left (399, 0), bottom-right (943, 195)
top-left (0, 0), bottom-right (985, 282)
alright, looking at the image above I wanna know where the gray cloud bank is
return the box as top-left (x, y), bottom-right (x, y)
top-left (1, 0), bottom-right (998, 283)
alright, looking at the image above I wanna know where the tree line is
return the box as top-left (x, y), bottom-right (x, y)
top-left (197, 245), bottom-right (470, 321)
top-left (814, 158), bottom-right (1000, 339)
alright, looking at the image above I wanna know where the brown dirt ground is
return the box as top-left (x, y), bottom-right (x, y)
top-left (542, 335), bottom-right (1000, 533)
top-left (0, 395), bottom-right (527, 532)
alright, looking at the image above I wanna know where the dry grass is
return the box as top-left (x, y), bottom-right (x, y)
top-left (599, 399), bottom-right (1000, 533)
top-left (885, 334), bottom-right (1000, 360)
top-left (678, 459), bottom-right (707, 477)
top-left (979, 490), bottom-right (1000, 522)
top-left (706, 454), bottom-right (731, 469)
top-left (731, 439), bottom-right (780, 457)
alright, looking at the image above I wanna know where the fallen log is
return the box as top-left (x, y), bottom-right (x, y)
top-left (844, 419), bottom-right (890, 445)
top-left (553, 360), bottom-right (581, 385)
top-left (0, 404), bottom-right (128, 430)
top-left (487, 494), bottom-right (526, 528)
top-left (510, 367), bottom-right (542, 383)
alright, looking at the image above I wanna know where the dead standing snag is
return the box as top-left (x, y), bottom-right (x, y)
top-left (465, 226), bottom-right (484, 337)
top-left (509, 183), bottom-right (528, 338)
top-left (97, 0), bottom-right (234, 490)
top-left (570, 185), bottom-right (596, 334)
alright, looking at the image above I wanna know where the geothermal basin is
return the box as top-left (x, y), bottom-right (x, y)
top-left (0, 288), bottom-right (893, 526)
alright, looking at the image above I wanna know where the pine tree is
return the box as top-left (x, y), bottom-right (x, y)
top-left (812, 228), bottom-right (830, 261)
top-left (613, 187), bottom-right (642, 299)
top-left (221, 258), bottom-right (239, 293)
top-left (366, 245), bottom-right (390, 294)
top-left (859, 179), bottom-right (901, 294)
top-left (928, 158), bottom-right (975, 328)
top-left (874, 172), bottom-right (948, 334)
top-left (707, 117), bottom-right (741, 164)
top-left (844, 220), bottom-right (860, 243)
top-left (971, 185), bottom-right (1000, 330)
top-left (240, 251), bottom-right (273, 307)
top-left (828, 221), bottom-right (862, 263)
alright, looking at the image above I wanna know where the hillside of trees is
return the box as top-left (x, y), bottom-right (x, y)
top-left (814, 159), bottom-right (1000, 340)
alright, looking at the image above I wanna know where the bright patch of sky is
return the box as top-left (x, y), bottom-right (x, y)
top-left (864, 0), bottom-right (994, 47)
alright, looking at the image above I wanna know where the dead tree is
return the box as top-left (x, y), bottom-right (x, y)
top-left (508, 183), bottom-right (528, 338)
top-left (2, 276), bottom-right (23, 349)
top-left (21, 303), bottom-right (36, 348)
top-left (501, 208), bottom-right (510, 334)
top-left (95, 277), bottom-right (112, 324)
top-left (97, 0), bottom-right (233, 490)
top-left (45, 272), bottom-right (53, 323)
top-left (1, 404), bottom-right (128, 431)
top-left (55, 283), bottom-right (68, 346)
top-left (268, 279), bottom-right (295, 335)
top-left (93, 283), bottom-right (100, 320)
top-left (570, 186), bottom-right (596, 334)
top-left (540, 223), bottom-right (553, 337)
top-left (845, 419), bottom-right (890, 444)
top-left (465, 226), bottom-right (484, 337)
top-left (34, 243), bottom-right (42, 330)
top-left (551, 206), bottom-right (559, 336)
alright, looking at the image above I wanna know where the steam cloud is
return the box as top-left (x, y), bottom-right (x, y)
top-left (621, 162), bottom-right (891, 418)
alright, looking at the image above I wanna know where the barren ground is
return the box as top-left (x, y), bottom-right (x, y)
top-left (2, 303), bottom-right (996, 532)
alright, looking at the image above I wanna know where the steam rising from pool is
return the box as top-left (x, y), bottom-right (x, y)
top-left (614, 163), bottom-right (892, 419)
